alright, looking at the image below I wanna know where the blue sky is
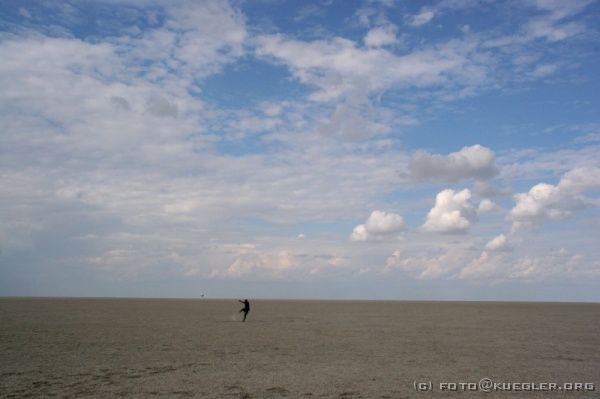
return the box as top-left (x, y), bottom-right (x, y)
top-left (1, 0), bottom-right (600, 301)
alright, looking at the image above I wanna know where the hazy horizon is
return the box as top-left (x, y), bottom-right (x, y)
top-left (2, 293), bottom-right (599, 304)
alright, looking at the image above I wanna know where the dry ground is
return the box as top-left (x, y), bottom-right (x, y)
top-left (1, 299), bottom-right (599, 398)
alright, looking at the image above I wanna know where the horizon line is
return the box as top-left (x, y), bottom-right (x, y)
top-left (1, 295), bottom-right (598, 305)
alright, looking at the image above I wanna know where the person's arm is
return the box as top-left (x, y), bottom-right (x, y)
top-left (238, 300), bottom-right (243, 303)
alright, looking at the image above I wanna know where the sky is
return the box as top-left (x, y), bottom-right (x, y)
top-left (1, 0), bottom-right (600, 301)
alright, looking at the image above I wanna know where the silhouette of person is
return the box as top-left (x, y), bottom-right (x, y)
top-left (238, 299), bottom-right (250, 322)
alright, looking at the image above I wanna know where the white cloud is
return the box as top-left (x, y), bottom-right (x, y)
top-left (410, 145), bottom-right (499, 182)
top-left (478, 198), bottom-right (499, 214)
top-left (364, 25), bottom-right (398, 47)
top-left (351, 210), bottom-right (405, 241)
top-left (522, 0), bottom-right (591, 42)
top-left (558, 166), bottom-right (600, 192)
top-left (255, 34), bottom-right (487, 102)
top-left (574, 132), bottom-right (600, 144)
top-left (164, 1), bottom-right (247, 69)
top-left (315, 96), bottom-right (391, 140)
top-left (261, 101), bottom-right (285, 117)
top-left (499, 144), bottom-right (600, 182)
top-left (531, 63), bottom-right (558, 77)
top-left (407, 0), bottom-right (483, 28)
top-left (485, 234), bottom-right (511, 251)
top-left (385, 247), bottom-right (466, 279)
top-left (505, 249), bottom-right (590, 280)
top-left (146, 94), bottom-right (178, 117)
top-left (0, 21), bottom-right (416, 281)
top-left (459, 251), bottom-right (504, 280)
top-left (525, 19), bottom-right (584, 42)
top-left (459, 245), bottom-right (598, 282)
top-left (510, 183), bottom-right (569, 224)
top-left (111, 1), bottom-right (247, 83)
top-left (479, 0), bottom-right (592, 86)
top-left (509, 167), bottom-right (600, 229)
top-left (18, 8), bottom-right (32, 19)
top-left (365, 210), bottom-right (405, 234)
top-left (3, 3), bottom-right (414, 282)
top-left (350, 225), bottom-right (369, 242)
top-left (422, 189), bottom-right (477, 233)
top-left (211, 249), bottom-right (296, 279)
top-left (208, 242), bottom-right (352, 279)
top-left (530, 0), bottom-right (592, 16)
top-left (385, 234), bottom-right (600, 283)
top-left (408, 9), bottom-right (436, 27)
top-left (473, 180), bottom-right (512, 198)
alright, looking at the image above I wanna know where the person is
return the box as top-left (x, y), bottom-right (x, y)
top-left (238, 299), bottom-right (250, 322)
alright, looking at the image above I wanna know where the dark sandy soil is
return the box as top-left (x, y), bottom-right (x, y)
top-left (1, 298), bottom-right (599, 398)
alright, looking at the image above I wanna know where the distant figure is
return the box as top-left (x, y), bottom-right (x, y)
top-left (238, 299), bottom-right (250, 322)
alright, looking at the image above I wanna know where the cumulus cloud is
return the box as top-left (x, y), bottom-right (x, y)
top-left (409, 145), bottom-right (499, 183)
top-left (558, 166), bottom-right (600, 192)
top-left (350, 225), bottom-right (369, 242)
top-left (509, 167), bottom-right (600, 229)
top-left (351, 210), bottom-right (405, 241)
top-left (510, 183), bottom-right (564, 224)
top-left (422, 189), bottom-right (477, 233)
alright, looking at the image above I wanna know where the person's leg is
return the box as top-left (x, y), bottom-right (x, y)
top-left (243, 311), bottom-right (247, 322)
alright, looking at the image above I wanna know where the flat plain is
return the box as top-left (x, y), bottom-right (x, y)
top-left (1, 298), bottom-right (599, 398)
